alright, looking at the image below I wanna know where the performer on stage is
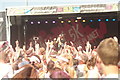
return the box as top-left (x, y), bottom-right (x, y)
top-left (56, 33), bottom-right (66, 50)
top-left (14, 40), bottom-right (21, 61)
top-left (27, 42), bottom-right (35, 56)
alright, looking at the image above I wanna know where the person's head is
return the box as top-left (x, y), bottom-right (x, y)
top-left (50, 67), bottom-right (70, 79)
top-left (22, 45), bottom-right (26, 50)
top-left (0, 41), bottom-right (11, 63)
top-left (29, 42), bottom-right (33, 47)
top-left (0, 51), bottom-right (9, 63)
top-left (12, 63), bottom-right (19, 70)
top-left (87, 56), bottom-right (96, 69)
top-left (97, 37), bottom-right (120, 66)
top-left (60, 61), bottom-right (68, 69)
top-left (81, 54), bottom-right (88, 64)
top-left (54, 38), bottom-right (56, 41)
top-left (39, 47), bottom-right (45, 55)
top-left (47, 60), bottom-right (55, 71)
top-left (15, 40), bottom-right (19, 46)
top-left (29, 55), bottom-right (41, 65)
top-left (73, 59), bottom-right (79, 66)
top-left (13, 64), bottom-right (39, 78)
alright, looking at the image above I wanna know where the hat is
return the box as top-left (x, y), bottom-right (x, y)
top-left (56, 56), bottom-right (68, 62)
top-left (29, 56), bottom-right (40, 63)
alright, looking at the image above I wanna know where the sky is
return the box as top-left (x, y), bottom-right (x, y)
top-left (0, 0), bottom-right (119, 11)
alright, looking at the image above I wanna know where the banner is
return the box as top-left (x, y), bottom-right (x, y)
top-left (7, 3), bottom-right (118, 16)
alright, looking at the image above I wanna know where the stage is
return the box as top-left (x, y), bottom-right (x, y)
top-left (6, 3), bottom-right (119, 48)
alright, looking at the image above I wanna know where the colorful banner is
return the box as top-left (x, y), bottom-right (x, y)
top-left (7, 3), bottom-right (118, 16)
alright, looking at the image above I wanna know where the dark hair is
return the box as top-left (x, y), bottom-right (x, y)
top-left (73, 59), bottom-right (79, 66)
top-left (13, 64), bottom-right (39, 78)
top-left (47, 60), bottom-right (55, 71)
top-left (87, 56), bottom-right (96, 69)
top-left (12, 64), bottom-right (19, 70)
top-left (50, 68), bottom-right (70, 79)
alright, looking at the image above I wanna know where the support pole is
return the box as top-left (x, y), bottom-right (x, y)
top-left (5, 9), bottom-right (11, 44)
top-left (26, 0), bottom-right (28, 6)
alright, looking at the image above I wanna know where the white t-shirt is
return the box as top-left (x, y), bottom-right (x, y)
top-left (77, 64), bottom-right (86, 73)
top-left (87, 66), bottom-right (100, 78)
top-left (0, 63), bottom-right (13, 79)
top-left (104, 74), bottom-right (118, 78)
top-left (44, 72), bottom-right (50, 78)
top-left (102, 74), bottom-right (119, 80)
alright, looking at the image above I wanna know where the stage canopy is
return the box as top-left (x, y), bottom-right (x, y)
top-left (6, 3), bottom-right (118, 16)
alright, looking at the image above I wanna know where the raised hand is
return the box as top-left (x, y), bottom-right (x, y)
top-left (113, 36), bottom-right (118, 42)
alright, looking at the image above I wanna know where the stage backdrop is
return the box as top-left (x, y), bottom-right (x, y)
top-left (25, 15), bottom-right (118, 48)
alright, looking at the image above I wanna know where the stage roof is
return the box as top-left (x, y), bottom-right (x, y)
top-left (6, 3), bottom-right (119, 16)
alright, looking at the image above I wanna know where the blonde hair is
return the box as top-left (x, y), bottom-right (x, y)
top-left (97, 38), bottom-right (119, 65)
top-left (0, 51), bottom-right (9, 63)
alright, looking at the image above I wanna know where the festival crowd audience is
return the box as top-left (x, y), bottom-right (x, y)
top-left (0, 34), bottom-right (119, 79)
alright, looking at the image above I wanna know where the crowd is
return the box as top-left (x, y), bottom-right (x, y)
top-left (0, 34), bottom-right (119, 79)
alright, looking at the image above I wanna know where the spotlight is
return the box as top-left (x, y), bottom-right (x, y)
top-left (61, 21), bottom-right (64, 23)
top-left (25, 20), bottom-right (28, 22)
top-left (77, 17), bottom-right (81, 19)
top-left (83, 20), bottom-right (85, 22)
top-left (75, 20), bottom-right (78, 22)
top-left (45, 21), bottom-right (48, 23)
top-left (58, 17), bottom-right (63, 19)
top-left (31, 22), bottom-right (34, 24)
top-left (106, 19), bottom-right (109, 21)
top-left (90, 20), bottom-right (93, 22)
top-left (68, 20), bottom-right (71, 23)
top-left (112, 19), bottom-right (116, 21)
top-left (53, 21), bottom-right (56, 23)
top-left (38, 21), bottom-right (40, 24)
top-left (98, 19), bottom-right (101, 22)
